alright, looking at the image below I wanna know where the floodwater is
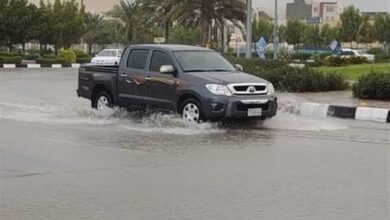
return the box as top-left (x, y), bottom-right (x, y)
top-left (1, 68), bottom-right (389, 220)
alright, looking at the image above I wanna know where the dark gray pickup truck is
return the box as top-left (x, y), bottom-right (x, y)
top-left (77, 44), bottom-right (277, 122)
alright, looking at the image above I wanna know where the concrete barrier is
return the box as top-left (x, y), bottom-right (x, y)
top-left (355, 107), bottom-right (389, 123)
top-left (3, 64), bottom-right (16, 68)
top-left (299, 103), bottom-right (329, 118)
top-left (52, 64), bottom-right (62, 68)
top-left (27, 64), bottom-right (41, 68)
top-left (71, 63), bottom-right (81, 68)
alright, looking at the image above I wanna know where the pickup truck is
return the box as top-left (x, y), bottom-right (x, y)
top-left (77, 44), bottom-right (277, 122)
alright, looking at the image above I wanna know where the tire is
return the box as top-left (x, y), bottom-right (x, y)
top-left (180, 98), bottom-right (204, 123)
top-left (92, 91), bottom-right (113, 111)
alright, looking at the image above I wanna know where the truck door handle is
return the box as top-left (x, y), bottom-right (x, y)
top-left (120, 73), bottom-right (127, 77)
top-left (145, 76), bottom-right (152, 81)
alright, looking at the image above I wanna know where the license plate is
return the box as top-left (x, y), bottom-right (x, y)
top-left (247, 108), bottom-right (262, 117)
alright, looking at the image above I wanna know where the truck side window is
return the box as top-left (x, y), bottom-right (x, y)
top-left (150, 51), bottom-right (173, 72)
top-left (127, 49), bottom-right (149, 70)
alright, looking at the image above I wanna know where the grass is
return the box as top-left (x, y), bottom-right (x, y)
top-left (314, 63), bottom-right (390, 81)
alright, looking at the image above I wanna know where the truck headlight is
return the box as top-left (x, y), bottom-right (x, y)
top-left (267, 83), bottom-right (275, 95)
top-left (205, 84), bottom-right (232, 96)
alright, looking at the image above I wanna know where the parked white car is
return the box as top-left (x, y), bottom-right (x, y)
top-left (339, 48), bottom-right (375, 62)
top-left (91, 49), bottom-right (123, 65)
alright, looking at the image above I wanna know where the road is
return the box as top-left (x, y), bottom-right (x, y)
top-left (1, 68), bottom-right (389, 220)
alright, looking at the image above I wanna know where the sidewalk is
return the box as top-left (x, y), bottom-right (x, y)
top-left (295, 90), bottom-right (390, 109)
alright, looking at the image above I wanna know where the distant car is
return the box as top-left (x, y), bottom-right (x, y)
top-left (339, 48), bottom-right (375, 62)
top-left (91, 49), bottom-right (123, 65)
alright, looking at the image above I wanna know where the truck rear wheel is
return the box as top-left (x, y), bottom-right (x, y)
top-left (92, 91), bottom-right (113, 111)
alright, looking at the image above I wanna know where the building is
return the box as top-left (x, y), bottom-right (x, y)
top-left (252, 7), bottom-right (273, 22)
top-left (311, 1), bottom-right (342, 23)
top-left (286, 0), bottom-right (312, 20)
top-left (361, 12), bottom-right (388, 20)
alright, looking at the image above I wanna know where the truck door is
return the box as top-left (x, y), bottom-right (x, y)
top-left (118, 48), bottom-right (151, 108)
top-left (146, 50), bottom-right (178, 111)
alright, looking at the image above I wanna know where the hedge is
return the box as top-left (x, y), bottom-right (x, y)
top-left (36, 58), bottom-right (68, 66)
top-left (0, 52), bottom-right (17, 57)
top-left (353, 72), bottom-right (390, 100)
top-left (227, 57), bottom-right (348, 92)
top-left (324, 56), bottom-right (367, 66)
top-left (24, 54), bottom-right (39, 60)
top-left (0, 56), bottom-right (22, 64)
top-left (76, 57), bottom-right (90, 64)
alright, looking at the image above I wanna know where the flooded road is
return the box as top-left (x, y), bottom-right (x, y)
top-left (1, 69), bottom-right (389, 220)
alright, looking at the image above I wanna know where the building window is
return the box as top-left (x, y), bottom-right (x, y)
top-left (314, 7), bottom-right (318, 12)
top-left (326, 6), bottom-right (334, 12)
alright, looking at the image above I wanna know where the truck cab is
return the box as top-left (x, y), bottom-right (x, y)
top-left (78, 44), bottom-right (277, 122)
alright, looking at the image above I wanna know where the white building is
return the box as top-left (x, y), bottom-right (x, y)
top-left (311, 0), bottom-right (342, 24)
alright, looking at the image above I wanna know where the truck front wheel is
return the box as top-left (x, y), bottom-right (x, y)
top-left (92, 91), bottom-right (113, 111)
top-left (181, 98), bottom-right (204, 123)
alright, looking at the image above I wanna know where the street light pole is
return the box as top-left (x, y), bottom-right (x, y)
top-left (245, 0), bottom-right (252, 58)
top-left (273, 0), bottom-right (279, 59)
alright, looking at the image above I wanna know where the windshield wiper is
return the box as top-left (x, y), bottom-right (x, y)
top-left (184, 69), bottom-right (209, 72)
top-left (209, 69), bottom-right (233, 72)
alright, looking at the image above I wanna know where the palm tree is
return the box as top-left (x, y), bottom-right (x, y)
top-left (83, 12), bottom-right (104, 55)
top-left (107, 0), bottom-right (143, 43)
top-left (163, 0), bottom-right (246, 46)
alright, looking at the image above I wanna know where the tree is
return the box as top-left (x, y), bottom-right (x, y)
top-left (320, 24), bottom-right (339, 46)
top-left (374, 14), bottom-right (390, 55)
top-left (107, 0), bottom-right (144, 43)
top-left (340, 5), bottom-right (361, 48)
top-left (3, 0), bottom-right (39, 52)
top-left (252, 20), bottom-right (273, 43)
top-left (285, 19), bottom-right (306, 51)
top-left (278, 25), bottom-right (287, 43)
top-left (163, 0), bottom-right (246, 46)
top-left (357, 16), bottom-right (376, 47)
top-left (0, 0), bottom-right (8, 45)
top-left (83, 12), bottom-right (104, 55)
top-left (304, 24), bottom-right (322, 54)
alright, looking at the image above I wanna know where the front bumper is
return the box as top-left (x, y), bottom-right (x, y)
top-left (202, 94), bottom-right (278, 120)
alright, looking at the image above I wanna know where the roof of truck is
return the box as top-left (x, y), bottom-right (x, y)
top-left (130, 44), bottom-right (213, 52)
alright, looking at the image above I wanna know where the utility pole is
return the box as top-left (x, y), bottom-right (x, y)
top-left (273, 0), bottom-right (279, 59)
top-left (245, 0), bottom-right (252, 58)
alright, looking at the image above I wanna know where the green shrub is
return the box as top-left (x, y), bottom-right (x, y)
top-left (367, 48), bottom-right (384, 56)
top-left (353, 72), bottom-right (390, 100)
top-left (348, 56), bottom-right (368, 64)
top-left (58, 49), bottom-right (76, 64)
top-left (24, 54), bottom-right (39, 60)
top-left (319, 52), bottom-right (332, 59)
top-left (36, 58), bottom-right (68, 65)
top-left (42, 53), bottom-right (57, 59)
top-left (73, 49), bottom-right (89, 58)
top-left (76, 57), bottom-right (91, 64)
top-left (0, 56), bottom-right (22, 64)
top-left (225, 57), bottom-right (347, 92)
top-left (324, 56), bottom-right (348, 66)
top-left (291, 53), bottom-right (312, 60)
top-left (0, 52), bottom-right (17, 57)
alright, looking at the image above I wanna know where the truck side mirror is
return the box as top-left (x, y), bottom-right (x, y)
top-left (235, 64), bottom-right (243, 71)
top-left (160, 65), bottom-right (175, 74)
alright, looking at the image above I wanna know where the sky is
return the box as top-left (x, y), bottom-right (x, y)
top-left (254, 0), bottom-right (390, 16)
top-left (29, 0), bottom-right (390, 14)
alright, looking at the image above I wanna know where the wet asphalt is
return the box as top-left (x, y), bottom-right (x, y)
top-left (0, 68), bottom-right (389, 220)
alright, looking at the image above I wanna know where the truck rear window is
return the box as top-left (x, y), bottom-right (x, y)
top-left (127, 49), bottom-right (149, 70)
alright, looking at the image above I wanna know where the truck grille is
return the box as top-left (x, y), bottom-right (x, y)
top-left (228, 83), bottom-right (268, 95)
top-left (236, 103), bottom-right (269, 112)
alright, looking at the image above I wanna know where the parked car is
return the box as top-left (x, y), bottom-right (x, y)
top-left (77, 44), bottom-right (277, 123)
top-left (91, 49), bottom-right (123, 65)
top-left (339, 48), bottom-right (375, 62)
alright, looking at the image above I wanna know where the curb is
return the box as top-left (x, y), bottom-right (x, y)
top-left (1, 63), bottom-right (81, 68)
top-left (299, 102), bottom-right (390, 123)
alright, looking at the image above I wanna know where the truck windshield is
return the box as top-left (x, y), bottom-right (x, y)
top-left (174, 51), bottom-right (235, 72)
